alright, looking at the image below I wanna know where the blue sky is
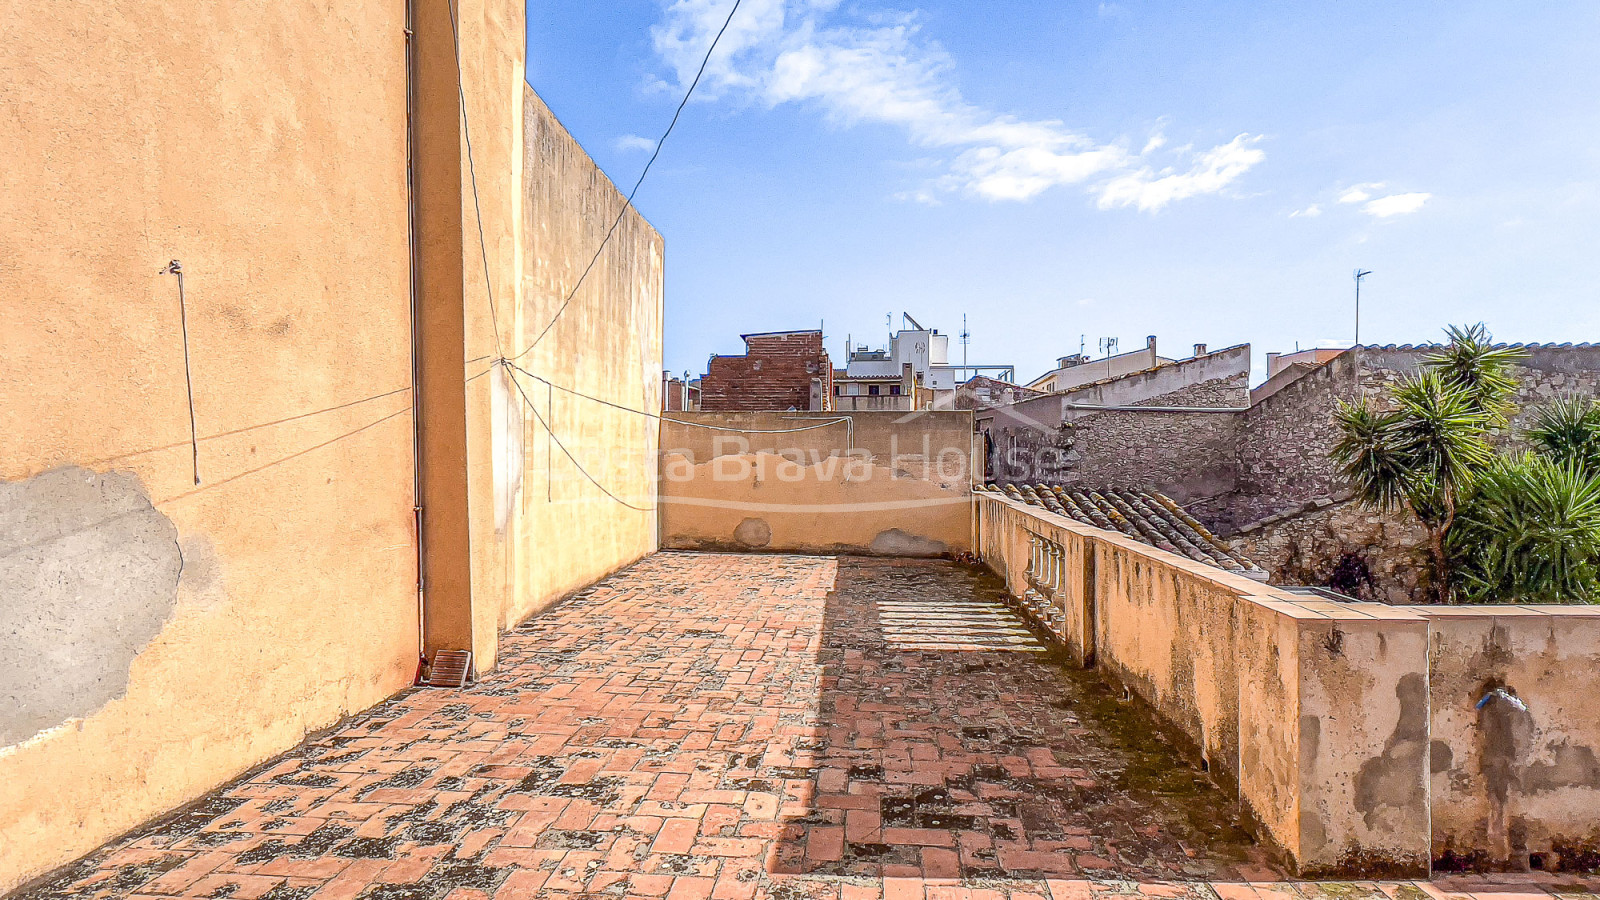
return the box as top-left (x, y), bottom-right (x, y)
top-left (526, 1), bottom-right (1600, 384)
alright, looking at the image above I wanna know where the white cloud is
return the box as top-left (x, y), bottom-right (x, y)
top-left (650, 0), bottom-right (1262, 207)
top-left (1290, 203), bottom-right (1322, 218)
top-left (1094, 134), bottom-right (1264, 211)
top-left (1339, 183), bottom-right (1383, 204)
top-left (1363, 192), bottom-right (1432, 218)
top-left (616, 134), bottom-right (658, 152)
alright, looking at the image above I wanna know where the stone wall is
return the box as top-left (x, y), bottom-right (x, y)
top-left (976, 345), bottom-right (1251, 510)
top-left (1223, 344), bottom-right (1600, 602)
top-left (1227, 499), bottom-right (1430, 604)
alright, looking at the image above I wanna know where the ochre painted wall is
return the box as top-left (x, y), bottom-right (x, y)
top-left (0, 0), bottom-right (664, 889)
top-left (0, 0), bottom-right (416, 889)
top-left (975, 494), bottom-right (1434, 876)
top-left (467, 86), bottom-right (664, 658)
top-left (659, 411), bottom-right (974, 556)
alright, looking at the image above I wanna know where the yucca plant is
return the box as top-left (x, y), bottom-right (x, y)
top-left (1331, 325), bottom-right (1514, 602)
top-left (1529, 395), bottom-right (1600, 473)
top-left (1449, 453), bottom-right (1600, 604)
top-left (1421, 323), bottom-right (1525, 426)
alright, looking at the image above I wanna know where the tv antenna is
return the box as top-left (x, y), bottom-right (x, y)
top-left (1098, 336), bottom-right (1119, 379)
top-left (1353, 269), bottom-right (1372, 345)
top-left (960, 314), bottom-right (970, 376)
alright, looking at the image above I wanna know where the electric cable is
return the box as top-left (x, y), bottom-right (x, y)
top-left (507, 0), bottom-right (744, 361)
top-left (503, 363), bottom-right (655, 511)
top-left (500, 359), bottom-right (850, 435)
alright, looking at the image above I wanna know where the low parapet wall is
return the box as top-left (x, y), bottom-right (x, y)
top-left (659, 411), bottom-right (976, 556)
top-left (976, 493), bottom-right (1600, 877)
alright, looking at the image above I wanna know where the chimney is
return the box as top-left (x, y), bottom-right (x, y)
top-left (1193, 343), bottom-right (1207, 357)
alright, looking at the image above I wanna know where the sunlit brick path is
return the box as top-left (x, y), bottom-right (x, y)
top-left (18, 553), bottom-right (1598, 900)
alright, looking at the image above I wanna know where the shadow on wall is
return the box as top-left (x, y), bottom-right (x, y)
top-left (767, 557), bottom-right (1279, 881)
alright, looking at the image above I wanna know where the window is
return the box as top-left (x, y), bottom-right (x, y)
top-left (889, 385), bottom-right (902, 396)
top-left (868, 385), bottom-right (881, 396)
top-left (833, 385), bottom-right (841, 396)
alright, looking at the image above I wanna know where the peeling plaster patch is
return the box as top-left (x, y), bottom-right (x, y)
top-left (490, 365), bottom-right (525, 534)
top-left (1430, 740), bottom-right (1454, 774)
top-left (733, 517), bottom-right (771, 548)
top-left (1353, 672), bottom-right (1429, 832)
top-left (869, 529), bottom-right (948, 557)
top-left (0, 467), bottom-right (182, 746)
top-left (1523, 742), bottom-right (1600, 793)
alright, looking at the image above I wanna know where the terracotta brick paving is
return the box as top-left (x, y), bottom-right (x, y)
top-left (15, 553), bottom-right (1598, 900)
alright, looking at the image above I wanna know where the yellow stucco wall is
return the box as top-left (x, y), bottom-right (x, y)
top-left (1419, 607), bottom-right (1600, 868)
top-left (0, 0), bottom-right (663, 889)
top-left (974, 494), bottom-right (1435, 876)
top-left (0, 0), bottom-right (416, 889)
top-left (659, 411), bottom-right (975, 556)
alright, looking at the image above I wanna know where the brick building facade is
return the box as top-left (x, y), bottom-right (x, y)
top-left (698, 330), bottom-right (833, 411)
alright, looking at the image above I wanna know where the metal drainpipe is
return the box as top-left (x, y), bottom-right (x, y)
top-left (403, 0), bottom-right (428, 678)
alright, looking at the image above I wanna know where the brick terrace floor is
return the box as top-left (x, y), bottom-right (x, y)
top-left (17, 553), bottom-right (1599, 900)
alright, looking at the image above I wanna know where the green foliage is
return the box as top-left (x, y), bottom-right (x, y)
top-left (1387, 370), bottom-right (1495, 525)
top-left (1330, 323), bottom-right (1527, 602)
top-left (1529, 395), bottom-right (1600, 473)
top-left (1449, 454), bottom-right (1600, 604)
top-left (1331, 399), bottom-right (1411, 512)
top-left (1420, 323), bottom-right (1525, 424)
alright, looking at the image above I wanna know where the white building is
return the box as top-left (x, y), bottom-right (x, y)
top-left (835, 313), bottom-right (1014, 410)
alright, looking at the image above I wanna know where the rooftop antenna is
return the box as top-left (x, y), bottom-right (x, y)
top-left (1098, 336), bottom-right (1119, 379)
top-left (1354, 269), bottom-right (1372, 346)
top-left (960, 314), bottom-right (970, 378)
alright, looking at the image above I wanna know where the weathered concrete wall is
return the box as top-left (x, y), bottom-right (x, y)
top-left (975, 494), bottom-right (1436, 875)
top-left (1418, 607), bottom-right (1600, 871)
top-left (1295, 608), bottom-right (1432, 876)
top-left (0, 0), bottom-right (418, 887)
top-left (660, 411), bottom-right (974, 556)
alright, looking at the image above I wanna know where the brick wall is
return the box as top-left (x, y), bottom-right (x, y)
top-left (698, 331), bottom-right (832, 411)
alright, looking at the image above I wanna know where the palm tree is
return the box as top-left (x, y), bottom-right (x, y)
top-left (1528, 395), bottom-right (1600, 473)
top-left (1331, 324), bottom-right (1516, 602)
top-left (1422, 323), bottom-right (1524, 426)
top-left (1449, 453), bottom-right (1600, 604)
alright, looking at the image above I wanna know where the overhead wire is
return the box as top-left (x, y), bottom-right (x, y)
top-left (444, 0), bottom-right (506, 361)
top-left (440, 0), bottom-right (767, 511)
top-left (502, 362), bottom-right (654, 511)
top-left (500, 360), bottom-right (851, 436)
top-left (507, 0), bottom-right (745, 362)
